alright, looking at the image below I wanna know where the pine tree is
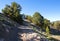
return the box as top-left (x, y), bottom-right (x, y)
top-left (2, 2), bottom-right (23, 24)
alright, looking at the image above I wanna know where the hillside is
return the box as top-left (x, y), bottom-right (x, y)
top-left (0, 13), bottom-right (41, 41)
top-left (0, 13), bottom-right (49, 41)
top-left (0, 13), bottom-right (60, 41)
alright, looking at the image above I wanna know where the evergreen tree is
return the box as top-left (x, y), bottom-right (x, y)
top-left (32, 12), bottom-right (44, 28)
top-left (2, 2), bottom-right (23, 24)
top-left (46, 26), bottom-right (50, 36)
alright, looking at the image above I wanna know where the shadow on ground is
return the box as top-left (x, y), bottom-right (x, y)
top-left (0, 18), bottom-right (60, 41)
top-left (0, 18), bottom-right (23, 41)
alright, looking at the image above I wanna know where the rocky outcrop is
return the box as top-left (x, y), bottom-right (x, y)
top-left (20, 33), bottom-right (40, 41)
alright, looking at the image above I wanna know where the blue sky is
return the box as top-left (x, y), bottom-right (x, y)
top-left (0, 0), bottom-right (60, 22)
